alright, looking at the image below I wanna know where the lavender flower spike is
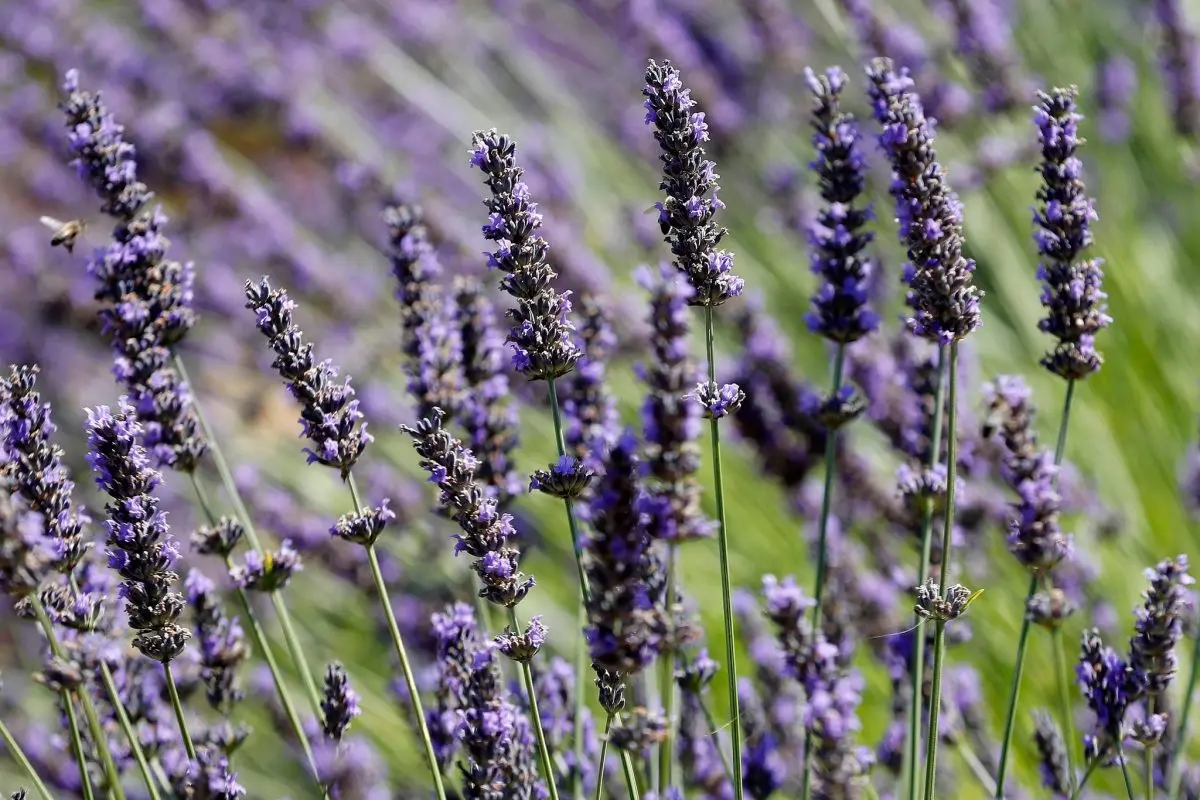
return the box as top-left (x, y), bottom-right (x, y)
top-left (1077, 628), bottom-right (1145, 761)
top-left (469, 130), bottom-right (581, 381)
top-left (867, 58), bottom-right (982, 344)
top-left (804, 67), bottom-right (878, 344)
top-left (1033, 87), bottom-right (1111, 380)
top-left (61, 70), bottom-right (206, 472)
top-left (643, 59), bottom-right (744, 306)
top-left (186, 569), bottom-right (247, 716)
top-left (85, 400), bottom-right (190, 663)
top-left (321, 663), bottom-right (362, 744)
top-left (1130, 555), bottom-right (1193, 696)
top-left (245, 277), bottom-right (371, 478)
top-left (1155, 0), bottom-right (1200, 136)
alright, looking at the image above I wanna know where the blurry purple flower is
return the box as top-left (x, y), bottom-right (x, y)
top-left (228, 540), bottom-right (302, 593)
top-left (321, 662), bottom-right (362, 743)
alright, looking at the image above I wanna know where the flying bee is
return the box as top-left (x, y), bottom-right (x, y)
top-left (39, 216), bottom-right (87, 253)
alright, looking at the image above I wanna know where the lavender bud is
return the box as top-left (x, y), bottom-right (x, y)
top-left (165, 745), bottom-right (247, 800)
top-left (676, 649), bottom-right (719, 694)
top-left (186, 570), bottom-right (247, 716)
top-left (1033, 87), bottom-right (1110, 380)
top-left (1027, 588), bottom-right (1076, 631)
top-left (402, 411), bottom-right (533, 608)
top-left (35, 654), bottom-right (85, 693)
top-left (1130, 555), bottom-right (1194, 696)
top-left (469, 130), bottom-right (582, 381)
top-left (594, 666), bottom-right (627, 714)
top-left (1131, 713), bottom-right (1169, 747)
top-left (429, 602), bottom-right (484, 768)
top-left (529, 456), bottom-right (594, 500)
top-left (689, 382), bottom-right (745, 420)
top-left (245, 278), bottom-right (371, 478)
top-left (607, 707), bottom-right (669, 756)
top-left (39, 582), bottom-right (102, 632)
top-left (940, 0), bottom-right (1024, 111)
top-left (494, 615), bottom-right (547, 664)
top-left (1078, 628), bottom-right (1145, 756)
top-left (1155, 0), bottom-right (1200, 136)
top-left (1032, 710), bottom-right (1070, 796)
top-left (321, 663), bottom-right (361, 743)
top-left (330, 500), bottom-right (395, 548)
top-left (85, 401), bottom-right (190, 663)
top-left (385, 202), bottom-right (442, 361)
top-left (228, 541), bottom-right (303, 593)
top-left (802, 385), bottom-right (867, 431)
top-left (913, 579), bottom-right (974, 622)
top-left (896, 463), bottom-right (949, 513)
top-left (191, 518), bottom-right (245, 558)
top-left (0, 483), bottom-right (53, 600)
top-left (1096, 56), bottom-right (1137, 143)
top-left (804, 66), bottom-right (878, 344)
top-left (643, 59), bottom-right (744, 306)
top-left (867, 59), bottom-right (983, 344)
top-left (562, 296), bottom-right (620, 471)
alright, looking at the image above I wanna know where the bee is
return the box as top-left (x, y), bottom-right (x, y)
top-left (39, 216), bottom-right (87, 253)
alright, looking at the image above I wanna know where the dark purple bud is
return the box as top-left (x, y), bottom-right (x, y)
top-left (1027, 588), bottom-right (1076, 631)
top-left (330, 500), bottom-right (394, 548)
top-left (1077, 628), bottom-right (1145, 757)
top-left (321, 662), bottom-right (361, 743)
top-left (191, 518), bottom-right (245, 558)
top-left (561, 296), bottom-right (620, 473)
top-left (529, 456), bottom-right (594, 500)
top-left (1130, 555), bottom-right (1193, 696)
top-left (1032, 710), bottom-right (1071, 796)
top-left (607, 707), bottom-right (668, 757)
top-left (802, 384), bottom-right (867, 431)
top-left (494, 615), bottom-right (547, 664)
top-left (228, 540), bottom-right (303, 593)
top-left (186, 569), bottom-right (247, 716)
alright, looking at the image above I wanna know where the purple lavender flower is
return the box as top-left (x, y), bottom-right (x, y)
top-left (1096, 56), bottom-right (1137, 143)
top-left (469, 130), bottom-right (581, 380)
top-left (0, 365), bottom-right (88, 573)
top-left (529, 455), bottom-right (594, 500)
top-left (635, 264), bottom-right (712, 544)
top-left (428, 602), bottom-right (482, 768)
top-left (330, 498), bottom-right (395, 548)
top-left (402, 411), bottom-right (533, 609)
top-left (321, 662), bottom-right (361, 743)
top-left (85, 400), bottom-right (190, 663)
top-left (406, 293), bottom-right (465, 424)
top-left (584, 431), bottom-right (667, 676)
top-left (690, 382), bottom-right (745, 420)
top-left (1032, 710), bottom-right (1070, 797)
top-left (185, 570), bottom-right (247, 716)
top-left (0, 478), bottom-right (53, 600)
top-left (385, 201), bottom-right (442, 360)
top-left (60, 70), bottom-right (206, 472)
top-left (1077, 628), bottom-right (1145, 761)
top-left (228, 540), bottom-right (303, 592)
top-left (165, 745), bottom-right (246, 800)
top-left (454, 278), bottom-right (522, 504)
top-left (1155, 0), bottom-right (1200, 136)
top-left (939, 0), bottom-right (1024, 111)
top-left (643, 59), bottom-right (744, 306)
top-left (608, 707), bottom-right (669, 757)
top-left (191, 518), bottom-right (245, 559)
top-left (495, 615), bottom-right (547, 664)
top-left (245, 277), bottom-right (371, 478)
top-left (1033, 87), bottom-right (1111, 380)
top-left (804, 67), bottom-right (878, 344)
top-left (739, 679), bottom-right (785, 799)
top-left (561, 296), bottom-right (620, 472)
top-left (867, 59), bottom-right (982, 344)
top-left (1130, 555), bottom-right (1193, 696)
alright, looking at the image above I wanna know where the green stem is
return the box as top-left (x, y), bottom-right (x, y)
top-left (1050, 621), bottom-right (1079, 797)
top-left (1120, 750), bottom-right (1137, 800)
top-left (1168, 629), bottom-right (1200, 799)
top-left (993, 574), bottom-right (1038, 799)
top-left (162, 662), bottom-right (196, 760)
top-left (925, 341), bottom-right (962, 800)
top-left (658, 545), bottom-right (678, 797)
top-left (30, 597), bottom-right (119, 799)
top-left (64, 694), bottom-right (95, 800)
top-left (507, 607), bottom-right (562, 800)
top-left (1070, 759), bottom-right (1100, 800)
top-left (1053, 379), bottom-right (1076, 466)
top-left (545, 378), bottom-right (592, 603)
top-left (1145, 745), bottom-right (1156, 800)
top-left (922, 621), bottom-right (948, 800)
top-left (175, 354), bottom-right (324, 718)
top-left (595, 716), bottom-right (612, 800)
top-left (354, 491), bottom-right (447, 800)
top-left (0, 713), bottom-right (55, 800)
top-left (97, 664), bottom-right (162, 800)
top-left (699, 696), bottom-right (736, 784)
top-left (616, 722), bottom-right (642, 800)
top-left (906, 346), bottom-right (948, 800)
top-left (954, 738), bottom-right (998, 796)
top-left (703, 304), bottom-right (743, 800)
top-left (573, 600), bottom-right (588, 800)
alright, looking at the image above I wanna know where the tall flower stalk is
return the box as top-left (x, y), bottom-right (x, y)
top-left (868, 58), bottom-right (983, 800)
top-left (244, 278), bottom-right (448, 800)
top-left (643, 58), bottom-right (746, 800)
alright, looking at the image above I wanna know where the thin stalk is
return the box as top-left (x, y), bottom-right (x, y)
top-left (1120, 750), bottom-right (1137, 800)
top-left (906, 346), bottom-right (948, 800)
top-left (699, 696), bottom-right (736, 783)
top-left (802, 344), bottom-right (847, 800)
top-left (222, 556), bottom-right (324, 790)
top-left (1053, 379), bottom-right (1076, 466)
top-left (1168, 629), bottom-right (1200, 798)
top-left (507, 607), bottom-right (561, 800)
top-left (993, 574), bottom-right (1038, 799)
top-left (573, 600), bottom-right (588, 800)
top-left (64, 694), bottom-right (95, 800)
top-left (596, 716), bottom-right (612, 800)
top-left (921, 621), bottom-right (948, 800)
top-left (615, 719), bottom-right (642, 800)
top-left (954, 738), bottom-right (998, 796)
top-left (1050, 622), bottom-right (1079, 796)
top-left (1070, 759), bottom-right (1100, 800)
top-left (545, 378), bottom-right (592, 601)
top-left (97, 664), bottom-right (162, 800)
top-left (925, 341), bottom-right (962, 800)
top-left (1144, 745), bottom-right (1155, 800)
top-left (658, 545), bottom-right (678, 796)
top-left (162, 662), bottom-right (196, 760)
top-left (703, 304), bottom-right (743, 800)
top-left (0, 713), bottom-right (55, 800)
top-left (175, 354), bottom-right (323, 718)
top-left (30, 598), bottom-right (120, 800)
top-left (351, 477), bottom-right (448, 800)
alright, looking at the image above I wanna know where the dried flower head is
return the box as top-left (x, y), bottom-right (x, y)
top-left (913, 579), bottom-right (975, 622)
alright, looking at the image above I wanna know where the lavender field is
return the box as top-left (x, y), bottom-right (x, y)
top-left (1, 0), bottom-right (1199, 798)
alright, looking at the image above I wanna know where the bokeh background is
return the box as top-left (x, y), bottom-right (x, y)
top-left (2, 0), bottom-right (1199, 797)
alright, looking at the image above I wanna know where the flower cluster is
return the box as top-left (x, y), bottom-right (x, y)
top-left (561, 296), bottom-right (620, 472)
top-left (1033, 87), bottom-right (1111, 380)
top-left (529, 455), bottom-right (594, 500)
top-left (635, 265), bottom-right (711, 543)
top-left (403, 411), bottom-right (534, 608)
top-left (186, 570), bottom-right (248, 715)
top-left (867, 58), bottom-right (982, 344)
top-left (1130, 555), bottom-right (1193, 696)
top-left (643, 59), bottom-right (743, 306)
top-left (321, 662), bottom-right (362, 743)
top-left (804, 66), bottom-right (878, 344)
top-left (428, 602), bottom-right (482, 768)
top-left (228, 541), bottom-right (303, 592)
top-left (469, 130), bottom-right (581, 380)
top-left (1155, 0), bottom-right (1200, 136)
top-left (385, 201), bottom-right (443, 358)
top-left (454, 278), bottom-right (523, 504)
top-left (584, 431), bottom-right (667, 675)
top-left (1077, 628), bottom-right (1146, 760)
top-left (60, 70), bottom-right (206, 472)
top-left (330, 499), bottom-right (395, 548)
top-left (85, 401), bottom-right (190, 663)
top-left (245, 278), bottom-right (371, 477)
top-left (1032, 710), bottom-right (1071, 796)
